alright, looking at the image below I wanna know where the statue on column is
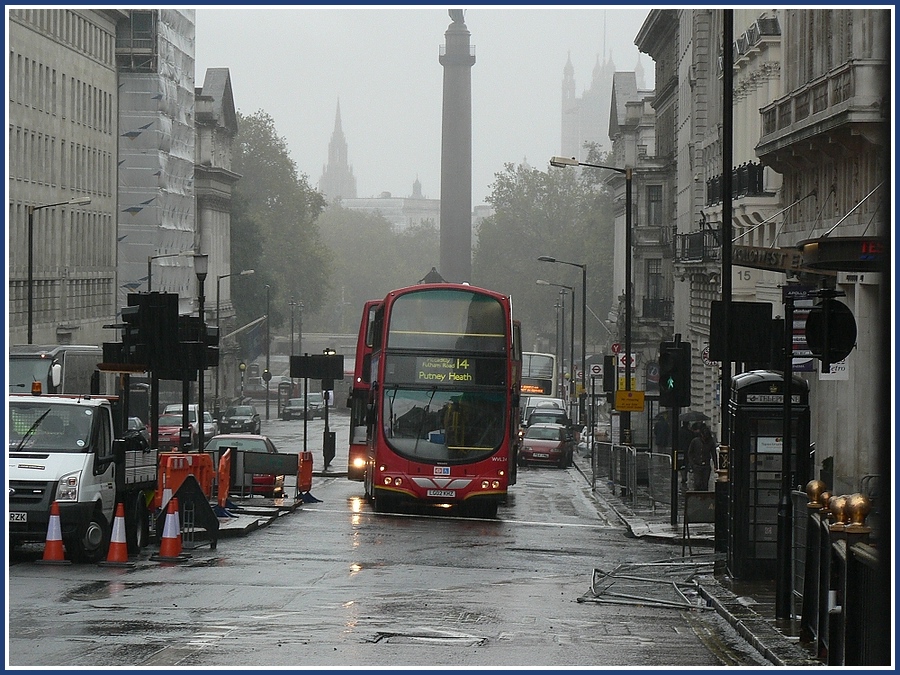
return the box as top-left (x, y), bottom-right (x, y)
top-left (449, 9), bottom-right (465, 24)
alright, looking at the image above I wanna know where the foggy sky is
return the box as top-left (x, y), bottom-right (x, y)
top-left (194, 5), bottom-right (653, 206)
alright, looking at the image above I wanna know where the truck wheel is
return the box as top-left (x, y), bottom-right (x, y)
top-left (68, 508), bottom-right (110, 563)
top-left (126, 493), bottom-right (149, 554)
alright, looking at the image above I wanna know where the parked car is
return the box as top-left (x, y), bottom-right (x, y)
top-left (153, 413), bottom-right (197, 451)
top-left (518, 423), bottom-right (575, 468)
top-left (203, 434), bottom-right (285, 497)
top-left (202, 410), bottom-right (218, 439)
top-left (219, 405), bottom-right (261, 434)
top-left (281, 392), bottom-right (325, 421)
top-left (126, 416), bottom-right (150, 449)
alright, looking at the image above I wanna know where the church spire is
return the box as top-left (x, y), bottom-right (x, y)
top-left (318, 98), bottom-right (357, 201)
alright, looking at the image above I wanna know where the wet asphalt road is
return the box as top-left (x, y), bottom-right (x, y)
top-left (7, 406), bottom-right (767, 668)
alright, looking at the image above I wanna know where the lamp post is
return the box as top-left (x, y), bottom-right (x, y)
top-left (289, 297), bottom-right (300, 397)
top-left (297, 300), bottom-right (304, 356)
top-left (194, 253), bottom-right (209, 452)
top-left (265, 284), bottom-right (271, 421)
top-left (215, 269), bottom-right (254, 415)
top-left (538, 255), bottom-right (587, 423)
top-left (27, 195), bottom-right (91, 343)
top-left (537, 279), bottom-right (575, 412)
top-left (549, 155), bottom-right (633, 440)
top-left (147, 250), bottom-right (192, 292)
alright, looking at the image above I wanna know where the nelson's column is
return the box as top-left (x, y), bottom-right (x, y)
top-left (438, 8), bottom-right (475, 283)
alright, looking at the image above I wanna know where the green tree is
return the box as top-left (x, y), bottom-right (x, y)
top-left (306, 204), bottom-right (440, 333)
top-left (231, 111), bottom-right (331, 333)
top-left (472, 161), bottom-right (614, 358)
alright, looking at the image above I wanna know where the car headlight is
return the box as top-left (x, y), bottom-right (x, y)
top-left (56, 470), bottom-right (81, 501)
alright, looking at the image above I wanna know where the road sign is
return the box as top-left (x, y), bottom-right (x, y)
top-left (615, 389), bottom-right (645, 412)
top-left (618, 352), bottom-right (636, 368)
top-left (589, 363), bottom-right (603, 377)
top-left (611, 343), bottom-right (622, 354)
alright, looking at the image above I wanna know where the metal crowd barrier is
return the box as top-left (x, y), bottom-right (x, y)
top-left (590, 441), bottom-right (672, 509)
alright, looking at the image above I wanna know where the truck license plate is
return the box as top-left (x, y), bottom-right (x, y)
top-left (9, 512), bottom-right (27, 522)
top-left (426, 489), bottom-right (456, 498)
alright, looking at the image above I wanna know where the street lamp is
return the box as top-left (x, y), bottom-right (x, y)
top-left (549, 155), bottom-right (633, 441)
top-left (537, 279), bottom-right (575, 413)
top-left (194, 253), bottom-right (209, 452)
top-left (147, 250), bottom-right (192, 292)
top-left (289, 297), bottom-right (300, 397)
top-left (265, 284), bottom-right (271, 421)
top-left (538, 254), bottom-right (587, 423)
top-left (215, 269), bottom-right (255, 415)
top-left (27, 195), bottom-right (91, 343)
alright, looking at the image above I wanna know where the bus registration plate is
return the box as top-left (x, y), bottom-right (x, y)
top-left (427, 489), bottom-right (456, 498)
top-left (9, 512), bottom-right (27, 522)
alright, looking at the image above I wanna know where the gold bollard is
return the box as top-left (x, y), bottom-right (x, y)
top-left (805, 479), bottom-right (827, 508)
top-left (829, 494), bottom-right (851, 532)
top-left (844, 493), bottom-right (872, 534)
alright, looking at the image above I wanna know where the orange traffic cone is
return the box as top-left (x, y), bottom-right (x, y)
top-left (151, 497), bottom-right (189, 562)
top-left (98, 502), bottom-right (134, 568)
top-left (36, 501), bottom-right (71, 565)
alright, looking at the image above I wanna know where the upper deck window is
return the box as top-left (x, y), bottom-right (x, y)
top-left (387, 289), bottom-right (505, 353)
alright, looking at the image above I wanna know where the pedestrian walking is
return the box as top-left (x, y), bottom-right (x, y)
top-left (677, 420), bottom-right (695, 489)
top-left (687, 423), bottom-right (717, 491)
top-left (653, 413), bottom-right (670, 453)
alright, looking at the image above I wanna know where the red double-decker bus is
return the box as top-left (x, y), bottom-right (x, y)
top-left (347, 299), bottom-right (381, 480)
top-left (362, 282), bottom-right (520, 517)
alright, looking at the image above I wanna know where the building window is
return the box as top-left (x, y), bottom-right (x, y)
top-left (647, 185), bottom-right (663, 227)
top-left (647, 258), bottom-right (663, 299)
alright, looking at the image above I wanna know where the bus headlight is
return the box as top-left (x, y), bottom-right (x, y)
top-left (383, 476), bottom-right (393, 486)
top-left (55, 471), bottom-right (80, 501)
top-left (352, 457), bottom-right (366, 469)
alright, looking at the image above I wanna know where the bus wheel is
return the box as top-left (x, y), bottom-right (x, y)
top-left (373, 492), bottom-right (396, 514)
top-left (463, 500), bottom-right (498, 519)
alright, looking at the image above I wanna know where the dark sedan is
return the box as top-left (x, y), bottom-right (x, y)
top-left (281, 393), bottom-right (325, 421)
top-left (219, 405), bottom-right (261, 434)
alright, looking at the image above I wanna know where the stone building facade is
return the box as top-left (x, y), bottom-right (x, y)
top-left (633, 9), bottom-right (889, 492)
top-left (8, 8), bottom-right (125, 346)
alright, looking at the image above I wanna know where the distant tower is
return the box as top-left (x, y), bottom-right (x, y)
top-left (318, 99), bottom-right (357, 201)
top-left (439, 8), bottom-right (475, 283)
top-left (561, 53), bottom-right (578, 158)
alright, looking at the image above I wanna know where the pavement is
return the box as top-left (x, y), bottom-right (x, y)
top-left (572, 450), bottom-right (822, 666)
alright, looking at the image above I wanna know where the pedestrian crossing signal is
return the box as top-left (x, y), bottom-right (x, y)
top-left (658, 341), bottom-right (691, 408)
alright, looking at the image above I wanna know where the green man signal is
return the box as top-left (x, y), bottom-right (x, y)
top-left (658, 340), bottom-right (692, 408)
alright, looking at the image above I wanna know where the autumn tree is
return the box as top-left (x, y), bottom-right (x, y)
top-left (472, 160), bottom-right (615, 359)
top-left (307, 203), bottom-right (439, 333)
top-left (231, 111), bottom-right (331, 334)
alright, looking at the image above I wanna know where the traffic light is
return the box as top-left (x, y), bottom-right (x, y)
top-left (204, 324), bottom-right (220, 368)
top-left (121, 297), bottom-right (148, 366)
top-left (658, 341), bottom-right (692, 408)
